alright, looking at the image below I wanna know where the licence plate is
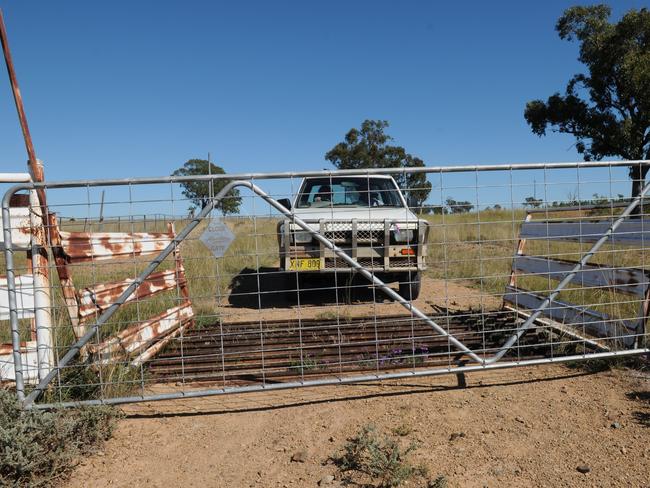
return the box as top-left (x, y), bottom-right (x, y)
top-left (289, 258), bottom-right (321, 271)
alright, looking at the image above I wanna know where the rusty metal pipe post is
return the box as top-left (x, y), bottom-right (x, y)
top-left (0, 9), bottom-right (39, 177)
top-left (1, 10), bottom-right (54, 381)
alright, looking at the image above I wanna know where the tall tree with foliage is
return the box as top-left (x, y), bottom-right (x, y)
top-left (325, 120), bottom-right (432, 208)
top-left (172, 159), bottom-right (242, 215)
top-left (524, 5), bottom-right (650, 201)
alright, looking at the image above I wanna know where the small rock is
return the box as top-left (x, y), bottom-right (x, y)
top-left (620, 447), bottom-right (627, 455)
top-left (515, 417), bottom-right (525, 424)
top-left (318, 475), bottom-right (335, 486)
top-left (577, 465), bottom-right (591, 474)
top-left (291, 450), bottom-right (308, 463)
top-left (449, 432), bottom-right (466, 441)
top-left (328, 436), bottom-right (335, 443)
top-left (611, 422), bottom-right (621, 429)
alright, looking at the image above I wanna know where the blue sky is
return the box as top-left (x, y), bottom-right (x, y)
top-left (0, 1), bottom-right (645, 214)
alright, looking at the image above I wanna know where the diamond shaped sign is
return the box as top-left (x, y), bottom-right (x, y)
top-left (199, 216), bottom-right (235, 258)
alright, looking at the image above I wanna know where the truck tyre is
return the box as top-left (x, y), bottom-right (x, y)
top-left (398, 272), bottom-right (421, 301)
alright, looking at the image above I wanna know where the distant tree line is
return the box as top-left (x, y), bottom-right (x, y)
top-left (416, 193), bottom-right (629, 215)
top-left (418, 198), bottom-right (474, 215)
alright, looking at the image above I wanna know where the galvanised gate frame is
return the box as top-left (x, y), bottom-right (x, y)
top-left (2, 161), bottom-right (650, 408)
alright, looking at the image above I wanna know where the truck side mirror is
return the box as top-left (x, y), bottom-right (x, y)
top-left (278, 198), bottom-right (292, 211)
top-left (407, 195), bottom-right (417, 208)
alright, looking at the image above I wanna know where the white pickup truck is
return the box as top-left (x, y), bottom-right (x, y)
top-left (277, 175), bottom-right (429, 299)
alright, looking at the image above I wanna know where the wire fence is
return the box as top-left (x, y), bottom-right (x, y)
top-left (1, 161), bottom-right (649, 408)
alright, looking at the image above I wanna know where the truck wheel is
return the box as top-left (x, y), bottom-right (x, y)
top-left (398, 272), bottom-right (421, 301)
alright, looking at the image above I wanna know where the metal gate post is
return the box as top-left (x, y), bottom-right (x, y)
top-left (1, 200), bottom-right (25, 401)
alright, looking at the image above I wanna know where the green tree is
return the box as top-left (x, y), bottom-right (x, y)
top-left (523, 196), bottom-right (543, 208)
top-left (325, 120), bottom-right (432, 209)
top-left (445, 197), bottom-right (474, 214)
top-left (172, 159), bottom-right (242, 215)
top-left (524, 5), bottom-right (650, 202)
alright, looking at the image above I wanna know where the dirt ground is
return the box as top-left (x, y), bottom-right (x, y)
top-left (64, 276), bottom-right (650, 487)
top-left (66, 364), bottom-right (650, 488)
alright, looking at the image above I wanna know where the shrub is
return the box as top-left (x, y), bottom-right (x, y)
top-left (333, 424), bottom-right (428, 488)
top-left (0, 390), bottom-right (120, 487)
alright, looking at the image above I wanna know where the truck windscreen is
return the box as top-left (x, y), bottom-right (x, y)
top-left (296, 178), bottom-right (404, 208)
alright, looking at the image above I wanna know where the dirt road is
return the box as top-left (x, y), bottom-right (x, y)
top-left (67, 364), bottom-right (649, 488)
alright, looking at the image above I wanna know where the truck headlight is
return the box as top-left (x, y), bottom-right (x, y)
top-left (392, 229), bottom-right (414, 243)
top-left (292, 231), bottom-right (312, 244)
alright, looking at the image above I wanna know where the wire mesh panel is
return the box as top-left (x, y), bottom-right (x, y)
top-left (1, 161), bottom-right (649, 408)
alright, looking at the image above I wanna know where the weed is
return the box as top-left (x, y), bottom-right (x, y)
top-left (333, 424), bottom-right (428, 487)
top-left (0, 390), bottom-right (121, 487)
top-left (428, 475), bottom-right (448, 488)
top-left (315, 310), bottom-right (352, 322)
top-left (287, 354), bottom-right (321, 371)
top-left (567, 354), bottom-right (649, 373)
top-left (391, 424), bottom-right (412, 437)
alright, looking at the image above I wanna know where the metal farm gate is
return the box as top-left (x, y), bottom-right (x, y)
top-left (2, 162), bottom-right (649, 409)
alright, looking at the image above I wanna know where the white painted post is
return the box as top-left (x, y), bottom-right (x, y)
top-left (29, 185), bottom-right (53, 381)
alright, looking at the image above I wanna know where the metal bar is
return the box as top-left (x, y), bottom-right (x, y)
top-left (525, 200), bottom-right (634, 214)
top-left (29, 348), bottom-right (650, 409)
top-left (77, 269), bottom-right (181, 319)
top-left (504, 285), bottom-right (636, 346)
top-left (93, 302), bottom-right (194, 361)
top-left (0, 173), bottom-right (31, 183)
top-left (59, 229), bottom-right (175, 262)
top-left (4, 160), bottom-right (650, 191)
top-left (512, 255), bottom-right (649, 297)
top-left (1, 199), bottom-right (25, 400)
top-left (505, 306), bottom-right (610, 352)
top-left (0, 9), bottom-right (37, 172)
top-left (520, 220), bottom-right (650, 244)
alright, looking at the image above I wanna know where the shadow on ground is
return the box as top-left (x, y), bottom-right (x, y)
top-left (125, 369), bottom-right (598, 419)
top-left (227, 267), bottom-right (391, 309)
top-left (626, 390), bottom-right (650, 427)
